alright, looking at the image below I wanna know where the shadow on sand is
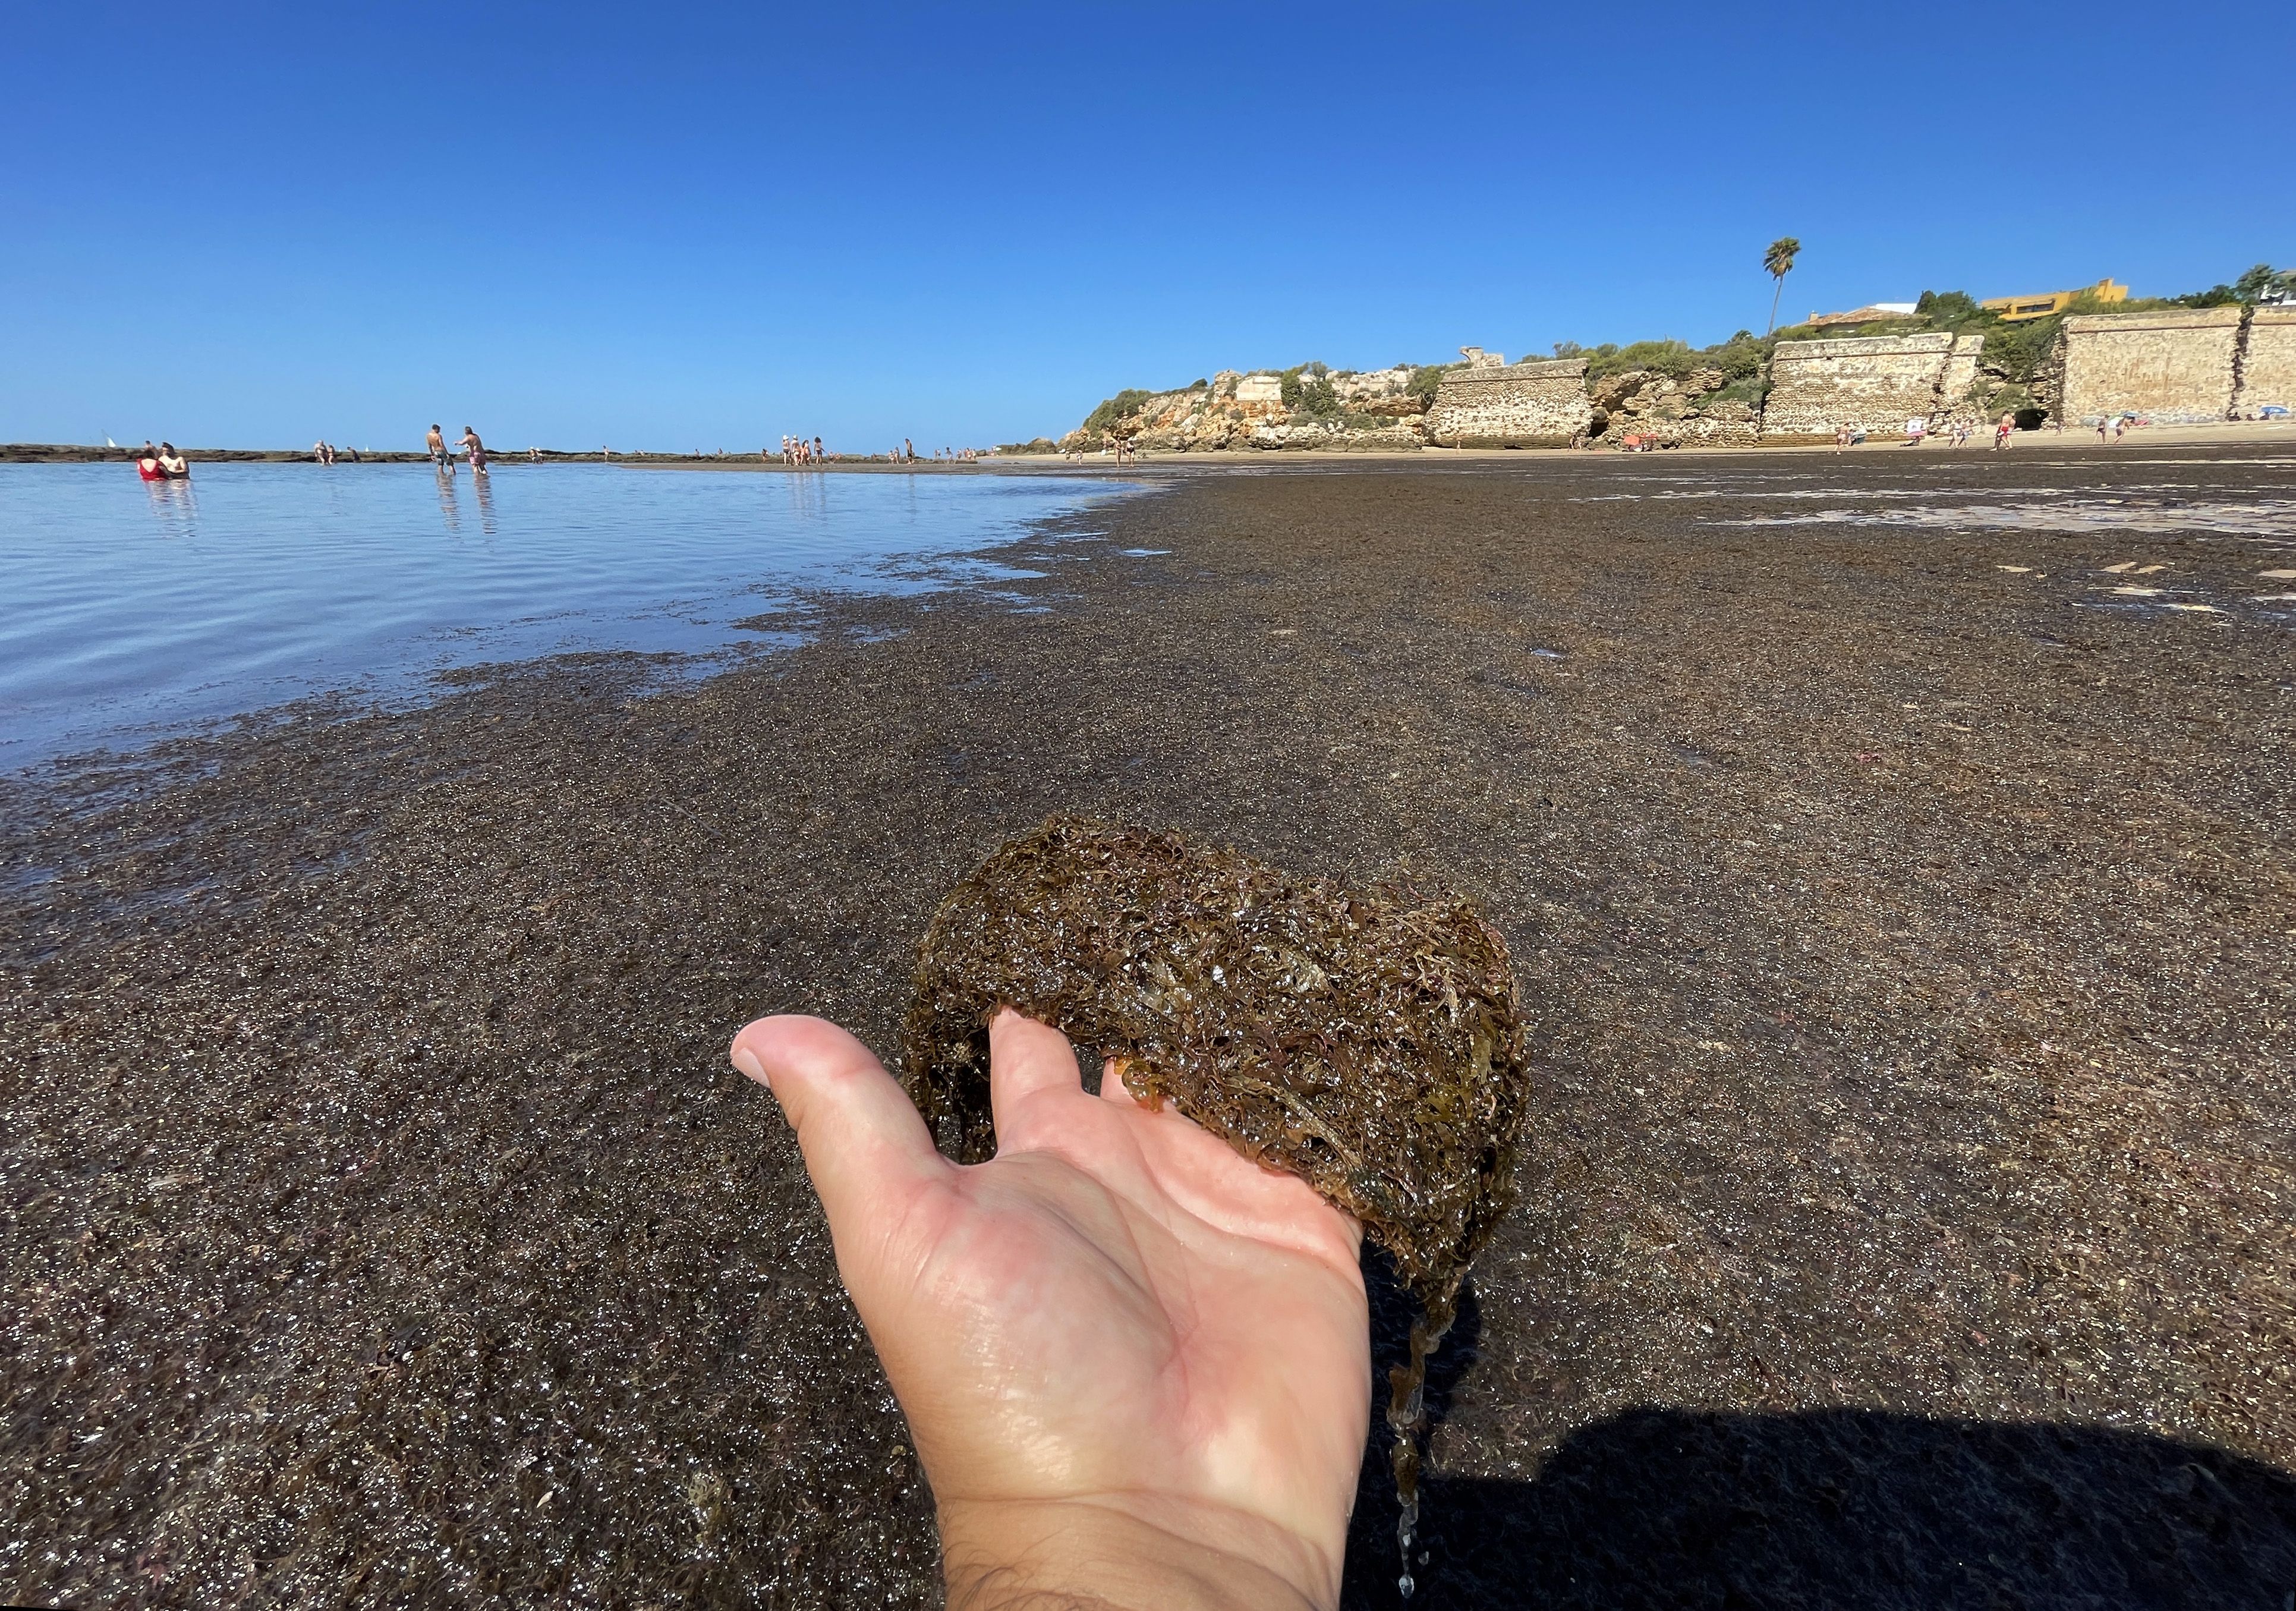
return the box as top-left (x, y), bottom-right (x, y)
top-left (1343, 1263), bottom-right (2296, 1609)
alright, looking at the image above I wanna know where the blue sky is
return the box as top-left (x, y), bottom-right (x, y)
top-left (4, 2), bottom-right (2287, 452)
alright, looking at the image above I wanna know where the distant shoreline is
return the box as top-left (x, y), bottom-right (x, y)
top-left (8, 414), bottom-right (2289, 469)
top-left (0, 444), bottom-right (802, 467)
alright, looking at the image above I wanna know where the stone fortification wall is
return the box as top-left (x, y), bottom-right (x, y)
top-left (2058, 308), bottom-right (2241, 424)
top-left (1760, 333), bottom-right (1985, 442)
top-left (1426, 358), bottom-right (1592, 447)
top-left (2234, 307), bottom-right (2296, 414)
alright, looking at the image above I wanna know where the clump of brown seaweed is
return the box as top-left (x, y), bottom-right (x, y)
top-left (901, 814), bottom-right (1532, 1596)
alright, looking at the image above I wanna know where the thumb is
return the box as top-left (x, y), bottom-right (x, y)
top-left (731, 1015), bottom-right (949, 1249)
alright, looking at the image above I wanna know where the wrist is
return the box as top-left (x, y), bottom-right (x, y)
top-left (939, 1495), bottom-right (1338, 1611)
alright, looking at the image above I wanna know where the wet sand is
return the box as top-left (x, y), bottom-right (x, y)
top-left (4, 448), bottom-right (2294, 1607)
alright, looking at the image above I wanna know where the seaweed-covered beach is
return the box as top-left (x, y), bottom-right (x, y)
top-left (5, 448), bottom-right (2294, 1607)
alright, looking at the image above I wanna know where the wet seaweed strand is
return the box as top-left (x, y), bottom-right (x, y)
top-left (900, 816), bottom-right (1533, 1599)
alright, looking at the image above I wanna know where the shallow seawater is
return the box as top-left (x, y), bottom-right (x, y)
top-left (0, 463), bottom-right (1125, 768)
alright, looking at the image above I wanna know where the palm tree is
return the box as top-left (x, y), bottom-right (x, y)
top-left (1763, 237), bottom-right (1801, 335)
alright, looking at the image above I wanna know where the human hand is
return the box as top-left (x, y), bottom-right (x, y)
top-left (730, 1010), bottom-right (1369, 1611)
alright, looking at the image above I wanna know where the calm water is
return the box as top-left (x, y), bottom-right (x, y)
top-left (0, 462), bottom-right (1123, 770)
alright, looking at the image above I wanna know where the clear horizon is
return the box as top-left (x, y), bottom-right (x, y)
top-left (5, 1), bottom-right (2289, 452)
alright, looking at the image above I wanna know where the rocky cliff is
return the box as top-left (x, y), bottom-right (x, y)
top-left (1585, 367), bottom-right (1762, 447)
top-left (1061, 367), bottom-right (1438, 454)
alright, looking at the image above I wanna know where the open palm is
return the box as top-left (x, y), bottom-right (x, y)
top-left (732, 1010), bottom-right (1369, 1611)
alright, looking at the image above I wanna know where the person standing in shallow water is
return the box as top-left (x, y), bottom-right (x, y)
top-left (729, 1010), bottom-right (1367, 1611)
top-left (427, 424), bottom-right (449, 468)
top-left (456, 426), bottom-right (488, 473)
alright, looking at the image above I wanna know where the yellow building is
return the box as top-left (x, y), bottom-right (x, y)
top-left (1982, 278), bottom-right (2128, 322)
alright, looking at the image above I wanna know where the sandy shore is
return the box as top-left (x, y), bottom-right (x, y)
top-left (4, 447), bottom-right (2293, 1607)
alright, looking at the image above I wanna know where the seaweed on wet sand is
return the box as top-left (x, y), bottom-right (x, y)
top-left (901, 814), bottom-right (1534, 1594)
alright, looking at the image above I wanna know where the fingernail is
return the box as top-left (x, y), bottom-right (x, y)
top-left (730, 1046), bottom-right (767, 1084)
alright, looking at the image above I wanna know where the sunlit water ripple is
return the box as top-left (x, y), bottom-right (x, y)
top-left (0, 462), bottom-right (1127, 769)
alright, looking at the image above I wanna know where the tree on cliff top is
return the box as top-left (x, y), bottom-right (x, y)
top-left (1763, 237), bottom-right (1801, 336)
top-left (2234, 263), bottom-right (2294, 304)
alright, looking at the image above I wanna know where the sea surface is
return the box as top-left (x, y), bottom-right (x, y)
top-left (0, 462), bottom-right (1123, 770)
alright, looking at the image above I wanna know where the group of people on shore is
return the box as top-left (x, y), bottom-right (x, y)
top-left (1064, 432), bottom-right (1136, 463)
top-left (1832, 411), bottom-right (2025, 452)
top-left (427, 423), bottom-right (489, 473)
top-left (311, 442), bottom-right (363, 464)
top-left (773, 438), bottom-right (986, 467)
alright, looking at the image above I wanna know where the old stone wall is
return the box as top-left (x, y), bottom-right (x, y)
top-left (1760, 333), bottom-right (1986, 442)
top-left (2059, 308), bottom-right (2242, 424)
top-left (1426, 358), bottom-right (1593, 447)
top-left (2234, 307), bottom-right (2296, 414)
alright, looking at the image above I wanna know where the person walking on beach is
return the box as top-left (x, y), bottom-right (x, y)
top-left (426, 424), bottom-right (448, 466)
top-left (457, 426), bottom-right (489, 473)
top-left (1995, 412), bottom-right (2015, 449)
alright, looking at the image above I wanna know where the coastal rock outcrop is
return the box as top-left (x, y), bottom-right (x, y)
top-left (1061, 366), bottom-right (1438, 454)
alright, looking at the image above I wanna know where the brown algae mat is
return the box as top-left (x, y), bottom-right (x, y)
top-left (904, 812), bottom-right (1532, 1592)
top-left (4, 448), bottom-right (2295, 1607)
top-left (902, 813), bottom-right (1529, 1313)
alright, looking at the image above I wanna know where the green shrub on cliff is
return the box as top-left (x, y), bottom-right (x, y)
top-left (1571, 331), bottom-right (1772, 390)
top-left (1280, 365), bottom-right (1340, 419)
top-left (1704, 331), bottom-right (1771, 382)
top-left (1914, 290), bottom-right (1986, 325)
top-left (1979, 319), bottom-right (2054, 384)
top-left (1583, 339), bottom-right (1695, 380)
top-left (1079, 389), bottom-right (1157, 438)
